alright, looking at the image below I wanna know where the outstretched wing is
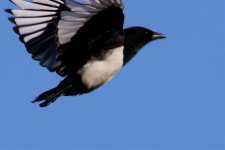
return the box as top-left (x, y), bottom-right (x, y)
top-left (7, 0), bottom-right (124, 76)
top-left (6, 0), bottom-right (66, 72)
top-left (56, 0), bottom-right (124, 76)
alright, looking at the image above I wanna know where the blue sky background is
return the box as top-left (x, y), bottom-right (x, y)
top-left (0, 0), bottom-right (224, 150)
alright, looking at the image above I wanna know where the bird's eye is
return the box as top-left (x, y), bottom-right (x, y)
top-left (144, 31), bottom-right (150, 38)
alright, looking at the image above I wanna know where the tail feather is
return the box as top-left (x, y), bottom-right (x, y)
top-left (32, 86), bottom-right (66, 107)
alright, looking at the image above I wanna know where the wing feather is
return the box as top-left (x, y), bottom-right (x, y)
top-left (58, 0), bottom-right (124, 45)
top-left (7, 0), bottom-right (124, 76)
top-left (7, 0), bottom-right (66, 72)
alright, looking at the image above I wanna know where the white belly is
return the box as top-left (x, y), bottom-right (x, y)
top-left (78, 46), bottom-right (124, 89)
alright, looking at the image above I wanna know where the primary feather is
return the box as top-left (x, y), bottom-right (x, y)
top-left (7, 0), bottom-right (124, 76)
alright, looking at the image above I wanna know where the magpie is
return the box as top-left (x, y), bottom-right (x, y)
top-left (6, 0), bottom-right (166, 107)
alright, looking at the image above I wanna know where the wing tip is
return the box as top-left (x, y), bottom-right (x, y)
top-left (12, 27), bottom-right (26, 43)
top-left (5, 9), bottom-right (13, 14)
top-left (8, 17), bottom-right (16, 24)
top-left (13, 26), bottom-right (19, 34)
top-left (9, 0), bottom-right (17, 6)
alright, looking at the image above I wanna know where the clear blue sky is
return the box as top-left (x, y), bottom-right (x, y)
top-left (0, 0), bottom-right (224, 150)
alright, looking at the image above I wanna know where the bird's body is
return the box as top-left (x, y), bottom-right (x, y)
top-left (78, 46), bottom-right (124, 90)
top-left (7, 0), bottom-right (166, 107)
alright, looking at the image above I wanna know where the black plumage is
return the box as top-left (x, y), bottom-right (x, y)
top-left (7, 0), bottom-right (166, 107)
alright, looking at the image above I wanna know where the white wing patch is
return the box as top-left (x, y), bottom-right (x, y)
top-left (23, 30), bottom-right (44, 42)
top-left (10, 0), bottom-right (57, 10)
top-left (7, 0), bottom-right (64, 71)
top-left (9, 0), bottom-right (59, 43)
top-left (18, 23), bottom-right (49, 35)
top-left (14, 17), bottom-right (55, 26)
top-left (10, 10), bottom-right (56, 17)
top-left (32, 0), bottom-right (61, 7)
top-left (58, 0), bottom-right (124, 45)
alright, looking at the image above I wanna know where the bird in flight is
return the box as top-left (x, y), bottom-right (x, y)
top-left (7, 0), bottom-right (166, 107)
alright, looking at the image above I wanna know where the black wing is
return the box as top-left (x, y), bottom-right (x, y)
top-left (7, 0), bottom-right (124, 76)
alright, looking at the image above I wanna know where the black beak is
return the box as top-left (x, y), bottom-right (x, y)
top-left (152, 32), bottom-right (167, 40)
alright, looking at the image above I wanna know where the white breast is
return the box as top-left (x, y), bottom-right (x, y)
top-left (78, 46), bottom-right (124, 90)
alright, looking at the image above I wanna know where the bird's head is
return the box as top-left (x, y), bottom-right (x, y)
top-left (124, 27), bottom-right (166, 50)
top-left (123, 27), bottom-right (166, 64)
